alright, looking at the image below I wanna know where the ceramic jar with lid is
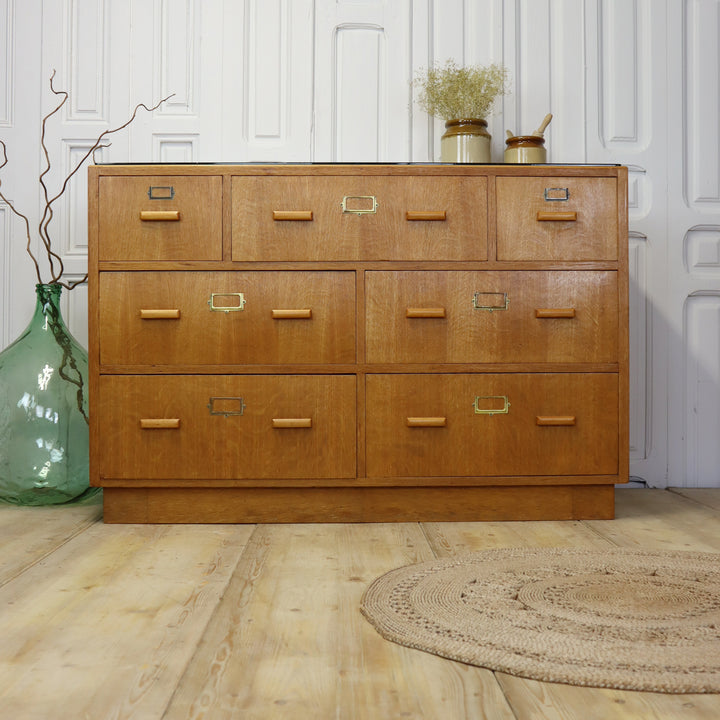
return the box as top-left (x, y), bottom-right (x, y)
top-left (504, 135), bottom-right (546, 164)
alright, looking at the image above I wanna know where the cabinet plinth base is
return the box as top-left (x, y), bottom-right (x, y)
top-left (101, 485), bottom-right (616, 523)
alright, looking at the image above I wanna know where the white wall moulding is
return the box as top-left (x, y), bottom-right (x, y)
top-left (155, 0), bottom-right (198, 116)
top-left (684, 226), bottom-right (720, 275)
top-left (629, 231), bottom-right (649, 461)
top-left (684, 294), bottom-right (720, 487)
top-left (0, 202), bottom-right (10, 347)
top-left (685, 0), bottom-right (720, 209)
top-left (153, 134), bottom-right (197, 163)
top-left (67, 0), bottom-right (108, 122)
top-left (0, 0), bottom-right (13, 127)
top-left (626, 165), bottom-right (650, 219)
top-left (598, 0), bottom-right (649, 148)
top-left (334, 24), bottom-right (384, 161)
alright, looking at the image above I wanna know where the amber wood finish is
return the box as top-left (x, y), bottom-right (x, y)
top-left (98, 175), bottom-right (222, 261)
top-left (99, 270), bottom-right (356, 365)
top-left (366, 373), bottom-right (619, 478)
top-left (365, 270), bottom-right (618, 363)
top-left (496, 176), bottom-right (618, 261)
top-left (98, 374), bottom-right (356, 480)
top-left (231, 175), bottom-right (488, 261)
top-left (88, 163), bottom-right (628, 523)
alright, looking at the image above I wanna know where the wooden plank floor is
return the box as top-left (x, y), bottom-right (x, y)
top-left (1, 488), bottom-right (719, 719)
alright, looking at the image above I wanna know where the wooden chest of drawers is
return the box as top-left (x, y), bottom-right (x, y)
top-left (88, 164), bottom-right (628, 523)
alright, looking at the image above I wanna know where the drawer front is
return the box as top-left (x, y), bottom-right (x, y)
top-left (98, 375), bottom-right (356, 480)
top-left (99, 271), bottom-right (356, 365)
top-left (366, 373), bottom-right (618, 477)
top-left (365, 270), bottom-right (618, 363)
top-left (232, 175), bottom-right (487, 261)
top-left (496, 177), bottom-right (618, 261)
top-left (98, 176), bottom-right (222, 261)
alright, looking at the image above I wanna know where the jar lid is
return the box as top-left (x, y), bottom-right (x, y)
top-left (505, 135), bottom-right (545, 147)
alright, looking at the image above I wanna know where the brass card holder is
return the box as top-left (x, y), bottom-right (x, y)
top-left (473, 292), bottom-right (509, 312)
top-left (208, 293), bottom-right (246, 313)
top-left (208, 397), bottom-right (246, 417)
top-left (473, 395), bottom-right (510, 416)
top-left (341, 195), bottom-right (378, 215)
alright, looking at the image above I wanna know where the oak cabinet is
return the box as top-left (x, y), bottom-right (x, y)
top-left (88, 163), bottom-right (628, 523)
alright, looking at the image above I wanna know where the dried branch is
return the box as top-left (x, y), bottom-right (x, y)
top-left (0, 72), bottom-right (174, 289)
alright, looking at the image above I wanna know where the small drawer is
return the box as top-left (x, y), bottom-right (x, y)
top-left (98, 375), bottom-right (356, 480)
top-left (496, 177), bottom-right (618, 261)
top-left (365, 270), bottom-right (618, 363)
top-left (365, 373), bottom-right (618, 478)
top-left (232, 175), bottom-right (487, 261)
top-left (99, 271), bottom-right (356, 365)
top-left (98, 176), bottom-right (222, 261)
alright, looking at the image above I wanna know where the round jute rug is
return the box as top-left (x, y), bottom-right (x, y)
top-left (360, 547), bottom-right (720, 693)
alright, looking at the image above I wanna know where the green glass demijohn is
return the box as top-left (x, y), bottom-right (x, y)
top-left (0, 283), bottom-right (89, 504)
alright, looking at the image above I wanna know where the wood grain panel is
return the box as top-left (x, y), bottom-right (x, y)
top-left (497, 177), bottom-right (618, 260)
top-left (366, 373), bottom-right (619, 478)
top-left (366, 270), bottom-right (618, 363)
top-left (97, 375), bottom-right (356, 480)
top-left (98, 176), bottom-right (222, 260)
top-left (232, 175), bottom-right (487, 261)
top-left (99, 271), bottom-right (356, 365)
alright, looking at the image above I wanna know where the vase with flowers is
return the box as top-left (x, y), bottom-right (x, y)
top-left (0, 72), bottom-right (170, 505)
top-left (414, 60), bottom-right (509, 163)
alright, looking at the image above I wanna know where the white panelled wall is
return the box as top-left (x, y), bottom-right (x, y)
top-left (1, 0), bottom-right (718, 487)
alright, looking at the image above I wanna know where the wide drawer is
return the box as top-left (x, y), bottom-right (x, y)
top-left (97, 176), bottom-right (222, 261)
top-left (99, 271), bottom-right (356, 365)
top-left (98, 375), bottom-right (356, 480)
top-left (232, 175), bottom-right (487, 261)
top-left (365, 373), bottom-right (618, 477)
top-left (365, 270), bottom-right (618, 363)
top-left (496, 177), bottom-right (618, 261)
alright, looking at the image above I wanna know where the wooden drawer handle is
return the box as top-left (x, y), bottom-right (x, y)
top-left (406, 417), bottom-right (447, 428)
top-left (140, 418), bottom-right (181, 429)
top-left (272, 418), bottom-right (312, 429)
top-left (536, 211), bottom-right (577, 222)
top-left (406, 307), bottom-right (446, 318)
top-left (406, 211), bottom-right (447, 221)
top-left (535, 308), bottom-right (576, 319)
top-left (272, 210), bottom-right (313, 221)
top-left (140, 309), bottom-right (181, 320)
top-left (536, 416), bottom-right (576, 426)
top-left (271, 309), bottom-right (313, 319)
top-left (139, 210), bottom-right (181, 221)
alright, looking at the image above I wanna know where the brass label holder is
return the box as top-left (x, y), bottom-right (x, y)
top-left (341, 195), bottom-right (378, 215)
top-left (208, 397), bottom-right (246, 417)
top-left (208, 293), bottom-right (246, 313)
top-left (473, 395), bottom-right (510, 416)
top-left (473, 292), bottom-right (509, 312)
top-left (544, 187), bottom-right (570, 201)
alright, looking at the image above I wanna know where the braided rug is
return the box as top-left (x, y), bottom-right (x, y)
top-left (360, 547), bottom-right (720, 693)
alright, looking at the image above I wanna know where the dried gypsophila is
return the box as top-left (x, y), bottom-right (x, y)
top-left (414, 60), bottom-right (509, 122)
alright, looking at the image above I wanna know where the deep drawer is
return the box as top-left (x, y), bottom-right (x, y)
top-left (365, 270), bottom-right (618, 363)
top-left (496, 177), bottom-right (618, 261)
top-left (99, 271), bottom-right (356, 365)
top-left (232, 175), bottom-right (487, 261)
top-left (365, 373), bottom-right (619, 477)
top-left (98, 375), bottom-right (357, 480)
top-left (98, 176), bottom-right (223, 261)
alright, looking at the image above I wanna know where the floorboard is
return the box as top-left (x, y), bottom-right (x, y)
top-left (0, 489), bottom-right (718, 719)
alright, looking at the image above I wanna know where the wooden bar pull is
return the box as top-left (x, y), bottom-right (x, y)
top-left (140, 309), bottom-right (181, 320)
top-left (406, 211), bottom-right (447, 221)
top-left (406, 307), bottom-right (446, 318)
top-left (536, 416), bottom-right (576, 426)
top-left (272, 418), bottom-right (313, 429)
top-left (271, 309), bottom-right (313, 319)
top-left (139, 210), bottom-right (181, 221)
top-left (536, 211), bottom-right (577, 222)
top-left (272, 210), bottom-right (313, 221)
top-left (140, 418), bottom-right (181, 429)
top-left (406, 417), bottom-right (447, 428)
top-left (535, 308), bottom-right (576, 319)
